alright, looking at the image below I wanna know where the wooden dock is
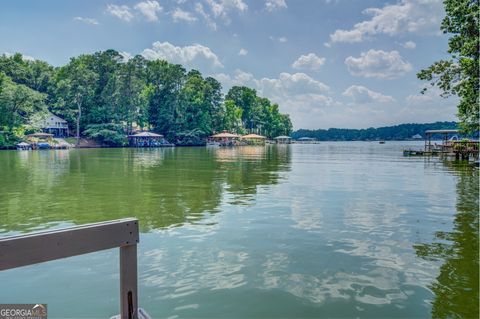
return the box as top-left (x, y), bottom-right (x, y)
top-left (404, 129), bottom-right (479, 160)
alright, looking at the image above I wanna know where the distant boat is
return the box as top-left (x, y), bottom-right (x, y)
top-left (379, 140), bottom-right (385, 144)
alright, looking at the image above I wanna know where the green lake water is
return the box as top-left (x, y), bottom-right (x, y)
top-left (0, 142), bottom-right (478, 318)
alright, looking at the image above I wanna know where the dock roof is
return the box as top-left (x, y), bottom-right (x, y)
top-left (211, 132), bottom-right (240, 138)
top-left (241, 134), bottom-right (266, 139)
top-left (27, 132), bottom-right (54, 138)
top-left (425, 129), bottom-right (459, 134)
top-left (128, 132), bottom-right (163, 138)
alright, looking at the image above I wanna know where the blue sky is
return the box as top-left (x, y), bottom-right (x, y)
top-left (0, 0), bottom-right (457, 129)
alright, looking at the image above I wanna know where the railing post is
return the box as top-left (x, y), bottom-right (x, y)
top-left (120, 241), bottom-right (138, 319)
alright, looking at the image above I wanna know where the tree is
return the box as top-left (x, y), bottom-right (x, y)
top-left (223, 99), bottom-right (243, 133)
top-left (106, 55), bottom-right (147, 133)
top-left (225, 86), bottom-right (258, 131)
top-left (55, 56), bottom-right (97, 144)
top-left (146, 60), bottom-right (186, 136)
top-left (204, 77), bottom-right (224, 132)
top-left (0, 75), bottom-right (46, 133)
top-left (417, 0), bottom-right (479, 133)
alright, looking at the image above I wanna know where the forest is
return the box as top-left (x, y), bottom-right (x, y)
top-left (0, 50), bottom-right (292, 147)
top-left (292, 122), bottom-right (461, 141)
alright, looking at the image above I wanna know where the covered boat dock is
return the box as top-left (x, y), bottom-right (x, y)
top-left (210, 131), bottom-right (240, 146)
top-left (128, 132), bottom-right (173, 147)
top-left (241, 133), bottom-right (267, 145)
top-left (274, 135), bottom-right (292, 144)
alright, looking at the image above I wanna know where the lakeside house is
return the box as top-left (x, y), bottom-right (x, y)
top-left (274, 135), bottom-right (292, 144)
top-left (241, 133), bottom-right (266, 145)
top-left (34, 112), bottom-right (69, 137)
top-left (412, 134), bottom-right (422, 140)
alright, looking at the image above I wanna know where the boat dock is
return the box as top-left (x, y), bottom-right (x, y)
top-left (403, 129), bottom-right (479, 160)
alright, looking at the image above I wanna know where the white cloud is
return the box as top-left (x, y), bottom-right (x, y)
top-left (238, 48), bottom-right (248, 56)
top-left (213, 70), bottom-right (329, 97)
top-left (343, 85), bottom-right (395, 103)
top-left (3, 52), bottom-right (35, 61)
top-left (402, 41), bottom-right (416, 49)
top-left (270, 36), bottom-right (288, 43)
top-left (205, 0), bottom-right (248, 24)
top-left (213, 69), bottom-right (335, 129)
top-left (73, 17), bottom-right (99, 25)
top-left (344, 50), bottom-right (412, 79)
top-left (134, 0), bottom-right (163, 21)
top-left (328, 0), bottom-right (444, 44)
top-left (172, 8), bottom-right (197, 23)
top-left (141, 41), bottom-right (223, 72)
top-left (257, 72), bottom-right (330, 96)
top-left (292, 53), bottom-right (325, 71)
top-left (106, 4), bottom-right (134, 21)
top-left (266, 0), bottom-right (287, 12)
top-left (119, 51), bottom-right (133, 62)
top-left (195, 3), bottom-right (217, 30)
top-left (406, 86), bottom-right (444, 104)
top-left (213, 69), bottom-right (456, 129)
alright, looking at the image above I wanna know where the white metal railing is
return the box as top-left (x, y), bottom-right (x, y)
top-left (0, 218), bottom-right (140, 319)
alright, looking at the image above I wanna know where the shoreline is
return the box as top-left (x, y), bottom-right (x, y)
top-left (0, 139), bottom-right (445, 151)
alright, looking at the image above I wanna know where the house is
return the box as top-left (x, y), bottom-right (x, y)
top-left (412, 134), bottom-right (422, 140)
top-left (36, 113), bottom-right (69, 137)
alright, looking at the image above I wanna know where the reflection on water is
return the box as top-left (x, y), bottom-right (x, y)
top-left (0, 142), bottom-right (477, 319)
top-left (414, 161), bottom-right (479, 319)
top-left (0, 146), bottom-right (291, 233)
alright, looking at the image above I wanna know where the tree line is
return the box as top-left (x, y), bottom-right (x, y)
top-left (0, 50), bottom-right (292, 147)
top-left (291, 122), bottom-right (460, 141)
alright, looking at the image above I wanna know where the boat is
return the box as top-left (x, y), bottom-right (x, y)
top-left (206, 141), bottom-right (220, 147)
top-left (379, 140), bottom-right (385, 144)
top-left (37, 142), bottom-right (51, 149)
top-left (16, 142), bottom-right (31, 150)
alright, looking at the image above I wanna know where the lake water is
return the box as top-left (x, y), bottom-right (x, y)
top-left (0, 142), bottom-right (478, 318)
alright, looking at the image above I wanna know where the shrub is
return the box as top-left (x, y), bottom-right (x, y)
top-left (83, 124), bottom-right (127, 147)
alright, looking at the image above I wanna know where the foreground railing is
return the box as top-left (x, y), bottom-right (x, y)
top-left (0, 218), bottom-right (140, 319)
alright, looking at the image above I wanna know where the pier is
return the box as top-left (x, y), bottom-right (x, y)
top-left (403, 129), bottom-right (479, 160)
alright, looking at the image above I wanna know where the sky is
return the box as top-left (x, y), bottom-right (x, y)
top-left (0, 0), bottom-right (458, 129)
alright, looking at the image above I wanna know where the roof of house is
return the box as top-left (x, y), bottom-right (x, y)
top-left (274, 135), bottom-right (291, 139)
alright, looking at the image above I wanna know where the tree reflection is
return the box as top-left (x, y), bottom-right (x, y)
top-left (214, 145), bottom-right (291, 203)
top-left (414, 161), bottom-right (479, 319)
top-left (0, 146), bottom-right (291, 233)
